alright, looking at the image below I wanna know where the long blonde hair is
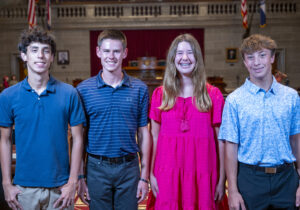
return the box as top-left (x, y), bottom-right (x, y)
top-left (159, 33), bottom-right (212, 112)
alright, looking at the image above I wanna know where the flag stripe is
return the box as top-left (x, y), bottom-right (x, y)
top-left (241, 0), bottom-right (248, 29)
top-left (28, 0), bottom-right (36, 28)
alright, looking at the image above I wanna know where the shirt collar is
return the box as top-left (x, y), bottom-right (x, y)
top-left (245, 76), bottom-right (278, 95)
top-left (21, 75), bottom-right (56, 93)
top-left (96, 70), bottom-right (131, 88)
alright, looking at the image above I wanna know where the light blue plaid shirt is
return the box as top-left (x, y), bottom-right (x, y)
top-left (219, 78), bottom-right (300, 166)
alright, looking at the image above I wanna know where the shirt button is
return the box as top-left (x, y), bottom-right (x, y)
top-left (38, 98), bottom-right (40, 100)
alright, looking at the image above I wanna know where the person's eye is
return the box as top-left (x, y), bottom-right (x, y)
top-left (260, 53), bottom-right (266, 57)
top-left (246, 55), bottom-right (254, 60)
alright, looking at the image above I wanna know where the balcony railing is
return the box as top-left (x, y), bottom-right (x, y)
top-left (0, 1), bottom-right (298, 25)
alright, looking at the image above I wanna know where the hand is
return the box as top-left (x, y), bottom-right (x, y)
top-left (295, 185), bottom-right (300, 207)
top-left (78, 179), bottom-right (90, 205)
top-left (228, 191), bottom-right (246, 210)
top-left (214, 180), bottom-right (225, 202)
top-left (136, 180), bottom-right (149, 203)
top-left (53, 181), bottom-right (77, 209)
top-left (3, 183), bottom-right (23, 210)
top-left (150, 174), bottom-right (159, 198)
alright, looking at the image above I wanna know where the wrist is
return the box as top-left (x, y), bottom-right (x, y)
top-left (139, 178), bottom-right (149, 184)
top-left (68, 176), bottom-right (79, 184)
top-left (78, 174), bottom-right (85, 180)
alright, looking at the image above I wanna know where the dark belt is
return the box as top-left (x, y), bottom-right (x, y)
top-left (239, 162), bottom-right (294, 174)
top-left (88, 153), bottom-right (136, 164)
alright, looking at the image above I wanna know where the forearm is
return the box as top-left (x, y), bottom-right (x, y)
top-left (291, 133), bottom-right (300, 175)
top-left (138, 126), bottom-right (151, 180)
top-left (150, 135), bottom-right (158, 175)
top-left (150, 120), bottom-right (160, 175)
top-left (215, 126), bottom-right (225, 183)
top-left (0, 127), bottom-right (13, 186)
top-left (225, 141), bottom-right (239, 193)
top-left (218, 140), bottom-right (226, 183)
top-left (68, 125), bottom-right (84, 183)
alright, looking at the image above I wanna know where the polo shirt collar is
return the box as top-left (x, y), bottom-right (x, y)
top-left (21, 75), bottom-right (56, 93)
top-left (96, 70), bottom-right (131, 88)
top-left (245, 76), bottom-right (278, 95)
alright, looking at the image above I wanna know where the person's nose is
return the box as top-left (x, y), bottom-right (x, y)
top-left (37, 49), bottom-right (44, 58)
top-left (108, 51), bottom-right (114, 59)
top-left (182, 52), bottom-right (188, 60)
top-left (253, 55), bottom-right (260, 65)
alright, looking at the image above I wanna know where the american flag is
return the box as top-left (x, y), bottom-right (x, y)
top-left (241, 0), bottom-right (248, 29)
top-left (28, 0), bottom-right (36, 28)
top-left (46, 0), bottom-right (51, 30)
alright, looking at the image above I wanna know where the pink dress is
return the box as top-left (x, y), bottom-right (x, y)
top-left (149, 84), bottom-right (225, 210)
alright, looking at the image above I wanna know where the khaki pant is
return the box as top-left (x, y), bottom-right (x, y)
top-left (17, 185), bottom-right (74, 210)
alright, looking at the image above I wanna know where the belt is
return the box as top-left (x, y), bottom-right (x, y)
top-left (239, 162), bottom-right (294, 174)
top-left (88, 153), bottom-right (137, 164)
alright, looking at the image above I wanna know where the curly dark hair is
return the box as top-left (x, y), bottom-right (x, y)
top-left (18, 26), bottom-right (56, 55)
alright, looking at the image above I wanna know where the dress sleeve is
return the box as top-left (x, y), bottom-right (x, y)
top-left (210, 86), bottom-right (225, 127)
top-left (149, 86), bottom-right (163, 123)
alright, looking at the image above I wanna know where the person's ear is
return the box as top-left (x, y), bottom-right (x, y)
top-left (96, 46), bottom-right (101, 59)
top-left (123, 48), bottom-right (128, 59)
top-left (270, 54), bottom-right (275, 64)
top-left (20, 52), bottom-right (27, 62)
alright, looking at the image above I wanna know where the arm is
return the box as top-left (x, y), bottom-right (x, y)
top-left (225, 141), bottom-right (246, 210)
top-left (77, 127), bottom-right (90, 205)
top-left (136, 125), bottom-right (151, 203)
top-left (0, 126), bottom-right (23, 210)
top-left (290, 133), bottom-right (300, 207)
top-left (149, 119), bottom-right (160, 197)
top-left (54, 124), bottom-right (84, 209)
top-left (214, 127), bottom-right (225, 202)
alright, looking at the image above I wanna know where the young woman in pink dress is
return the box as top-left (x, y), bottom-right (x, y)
top-left (148, 34), bottom-right (226, 210)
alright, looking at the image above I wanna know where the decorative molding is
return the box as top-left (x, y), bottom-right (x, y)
top-left (0, 1), bottom-right (298, 29)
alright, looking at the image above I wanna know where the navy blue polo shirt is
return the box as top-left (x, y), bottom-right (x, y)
top-left (0, 76), bottom-right (86, 187)
top-left (76, 70), bottom-right (149, 158)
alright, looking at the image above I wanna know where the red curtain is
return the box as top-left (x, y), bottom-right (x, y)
top-left (90, 29), bottom-right (204, 76)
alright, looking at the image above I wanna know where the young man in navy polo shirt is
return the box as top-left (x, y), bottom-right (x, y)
top-left (0, 27), bottom-right (86, 210)
top-left (219, 34), bottom-right (300, 210)
top-left (76, 30), bottom-right (151, 210)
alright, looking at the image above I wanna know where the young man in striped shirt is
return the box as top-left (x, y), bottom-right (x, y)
top-left (76, 29), bottom-right (151, 210)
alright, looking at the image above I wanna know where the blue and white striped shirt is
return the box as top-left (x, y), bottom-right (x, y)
top-left (219, 78), bottom-right (300, 166)
top-left (77, 70), bottom-right (149, 157)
